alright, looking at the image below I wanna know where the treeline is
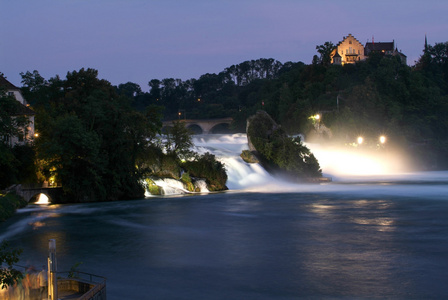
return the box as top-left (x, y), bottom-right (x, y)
top-left (116, 41), bottom-right (448, 169)
top-left (7, 69), bottom-right (226, 202)
top-left (2, 39), bottom-right (448, 198)
top-left (115, 58), bottom-right (290, 120)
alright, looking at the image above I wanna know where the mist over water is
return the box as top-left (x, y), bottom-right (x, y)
top-left (2, 134), bottom-right (448, 299)
top-left (192, 134), bottom-right (448, 199)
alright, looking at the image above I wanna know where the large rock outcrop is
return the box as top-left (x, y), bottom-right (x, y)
top-left (245, 111), bottom-right (323, 180)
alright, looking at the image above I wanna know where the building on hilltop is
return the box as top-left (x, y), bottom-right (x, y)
top-left (331, 34), bottom-right (366, 65)
top-left (0, 75), bottom-right (36, 146)
top-left (330, 33), bottom-right (407, 65)
top-left (365, 40), bottom-right (407, 65)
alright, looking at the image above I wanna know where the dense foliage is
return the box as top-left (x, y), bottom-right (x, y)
top-left (21, 68), bottom-right (160, 202)
top-left (118, 40), bottom-right (448, 169)
top-left (0, 88), bottom-right (36, 188)
top-left (182, 152), bottom-right (227, 191)
top-left (3, 38), bottom-right (448, 200)
top-left (17, 70), bottom-right (227, 199)
top-left (0, 192), bottom-right (27, 222)
top-left (247, 111), bottom-right (322, 179)
top-left (0, 240), bottom-right (23, 289)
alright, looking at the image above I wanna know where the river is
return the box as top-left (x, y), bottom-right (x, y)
top-left (2, 134), bottom-right (448, 299)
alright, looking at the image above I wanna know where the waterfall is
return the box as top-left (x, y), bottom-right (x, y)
top-left (192, 134), bottom-right (275, 190)
top-left (146, 133), bottom-right (414, 196)
top-left (152, 178), bottom-right (190, 195)
top-left (144, 133), bottom-right (274, 196)
top-left (194, 179), bottom-right (209, 192)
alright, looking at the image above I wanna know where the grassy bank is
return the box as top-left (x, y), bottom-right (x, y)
top-left (0, 192), bottom-right (27, 222)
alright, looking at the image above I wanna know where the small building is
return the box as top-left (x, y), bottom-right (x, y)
top-left (331, 34), bottom-right (366, 65)
top-left (332, 50), bottom-right (342, 66)
top-left (365, 40), bottom-right (407, 64)
top-left (330, 34), bottom-right (407, 65)
top-left (0, 75), bottom-right (36, 146)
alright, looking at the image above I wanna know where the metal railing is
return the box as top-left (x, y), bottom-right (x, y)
top-left (58, 270), bottom-right (106, 284)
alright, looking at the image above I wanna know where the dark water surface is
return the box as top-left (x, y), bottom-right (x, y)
top-left (2, 180), bottom-right (448, 299)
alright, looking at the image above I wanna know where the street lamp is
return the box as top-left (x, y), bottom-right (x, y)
top-left (357, 136), bottom-right (364, 145)
top-left (379, 135), bottom-right (386, 144)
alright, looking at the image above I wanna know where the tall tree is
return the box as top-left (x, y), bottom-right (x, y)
top-left (30, 68), bottom-right (160, 202)
top-left (0, 241), bottom-right (23, 289)
top-left (316, 42), bottom-right (336, 66)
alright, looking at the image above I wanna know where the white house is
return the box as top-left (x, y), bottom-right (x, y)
top-left (0, 75), bottom-right (36, 146)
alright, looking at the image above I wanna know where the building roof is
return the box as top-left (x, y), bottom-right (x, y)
top-left (11, 103), bottom-right (36, 116)
top-left (336, 33), bottom-right (363, 47)
top-left (365, 42), bottom-right (394, 52)
top-left (0, 75), bottom-right (20, 90)
top-left (1, 75), bottom-right (34, 115)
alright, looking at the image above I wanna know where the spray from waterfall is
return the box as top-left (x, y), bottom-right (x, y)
top-left (148, 133), bottom-right (422, 195)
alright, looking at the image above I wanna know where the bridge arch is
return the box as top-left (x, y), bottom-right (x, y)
top-left (186, 124), bottom-right (203, 134)
top-left (9, 184), bottom-right (63, 204)
top-left (162, 118), bottom-right (233, 135)
top-left (209, 122), bottom-right (231, 134)
top-left (28, 192), bottom-right (53, 204)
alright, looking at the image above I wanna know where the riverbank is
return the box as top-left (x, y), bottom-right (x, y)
top-left (0, 192), bottom-right (27, 222)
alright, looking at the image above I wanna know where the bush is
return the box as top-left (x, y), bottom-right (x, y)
top-left (181, 172), bottom-right (195, 192)
top-left (145, 178), bottom-right (162, 195)
top-left (0, 192), bottom-right (27, 222)
top-left (247, 111), bottom-right (322, 179)
top-left (182, 153), bottom-right (228, 191)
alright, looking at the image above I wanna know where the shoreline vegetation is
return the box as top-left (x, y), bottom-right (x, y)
top-left (0, 192), bottom-right (27, 222)
top-left (244, 110), bottom-right (323, 182)
top-left (1, 39), bottom-right (447, 208)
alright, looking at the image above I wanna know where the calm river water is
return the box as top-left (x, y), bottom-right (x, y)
top-left (2, 134), bottom-right (448, 299)
top-left (2, 172), bottom-right (448, 299)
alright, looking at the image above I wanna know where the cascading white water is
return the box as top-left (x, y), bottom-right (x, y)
top-left (148, 133), bottom-right (444, 195)
top-left (192, 134), bottom-right (275, 190)
top-left (194, 179), bottom-right (209, 192)
top-left (152, 178), bottom-right (190, 195)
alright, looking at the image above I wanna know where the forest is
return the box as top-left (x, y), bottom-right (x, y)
top-left (1, 40), bottom-right (448, 202)
top-left (114, 41), bottom-right (448, 170)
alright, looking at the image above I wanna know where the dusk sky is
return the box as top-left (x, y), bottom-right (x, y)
top-left (2, 0), bottom-right (447, 91)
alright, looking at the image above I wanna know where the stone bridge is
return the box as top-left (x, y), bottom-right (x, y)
top-left (163, 117), bottom-right (233, 134)
top-left (8, 184), bottom-right (63, 203)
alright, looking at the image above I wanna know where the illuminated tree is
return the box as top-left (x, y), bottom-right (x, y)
top-left (0, 241), bottom-right (23, 289)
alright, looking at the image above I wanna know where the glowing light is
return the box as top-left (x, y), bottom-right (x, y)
top-left (357, 136), bottom-right (364, 145)
top-left (34, 133), bottom-right (39, 138)
top-left (310, 148), bottom-right (386, 175)
top-left (315, 114), bottom-right (320, 120)
top-left (379, 135), bottom-right (386, 144)
top-left (35, 193), bottom-right (49, 205)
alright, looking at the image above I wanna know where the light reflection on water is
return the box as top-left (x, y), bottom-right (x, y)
top-left (2, 132), bottom-right (448, 299)
top-left (2, 184), bottom-right (447, 299)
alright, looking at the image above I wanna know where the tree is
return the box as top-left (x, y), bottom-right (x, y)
top-left (0, 89), bottom-right (30, 143)
top-left (20, 70), bottom-right (48, 105)
top-left (0, 88), bottom-right (31, 187)
top-left (30, 68), bottom-right (158, 202)
top-left (0, 241), bottom-right (23, 289)
top-left (116, 82), bottom-right (142, 98)
top-left (316, 42), bottom-right (336, 66)
top-left (164, 121), bottom-right (194, 161)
